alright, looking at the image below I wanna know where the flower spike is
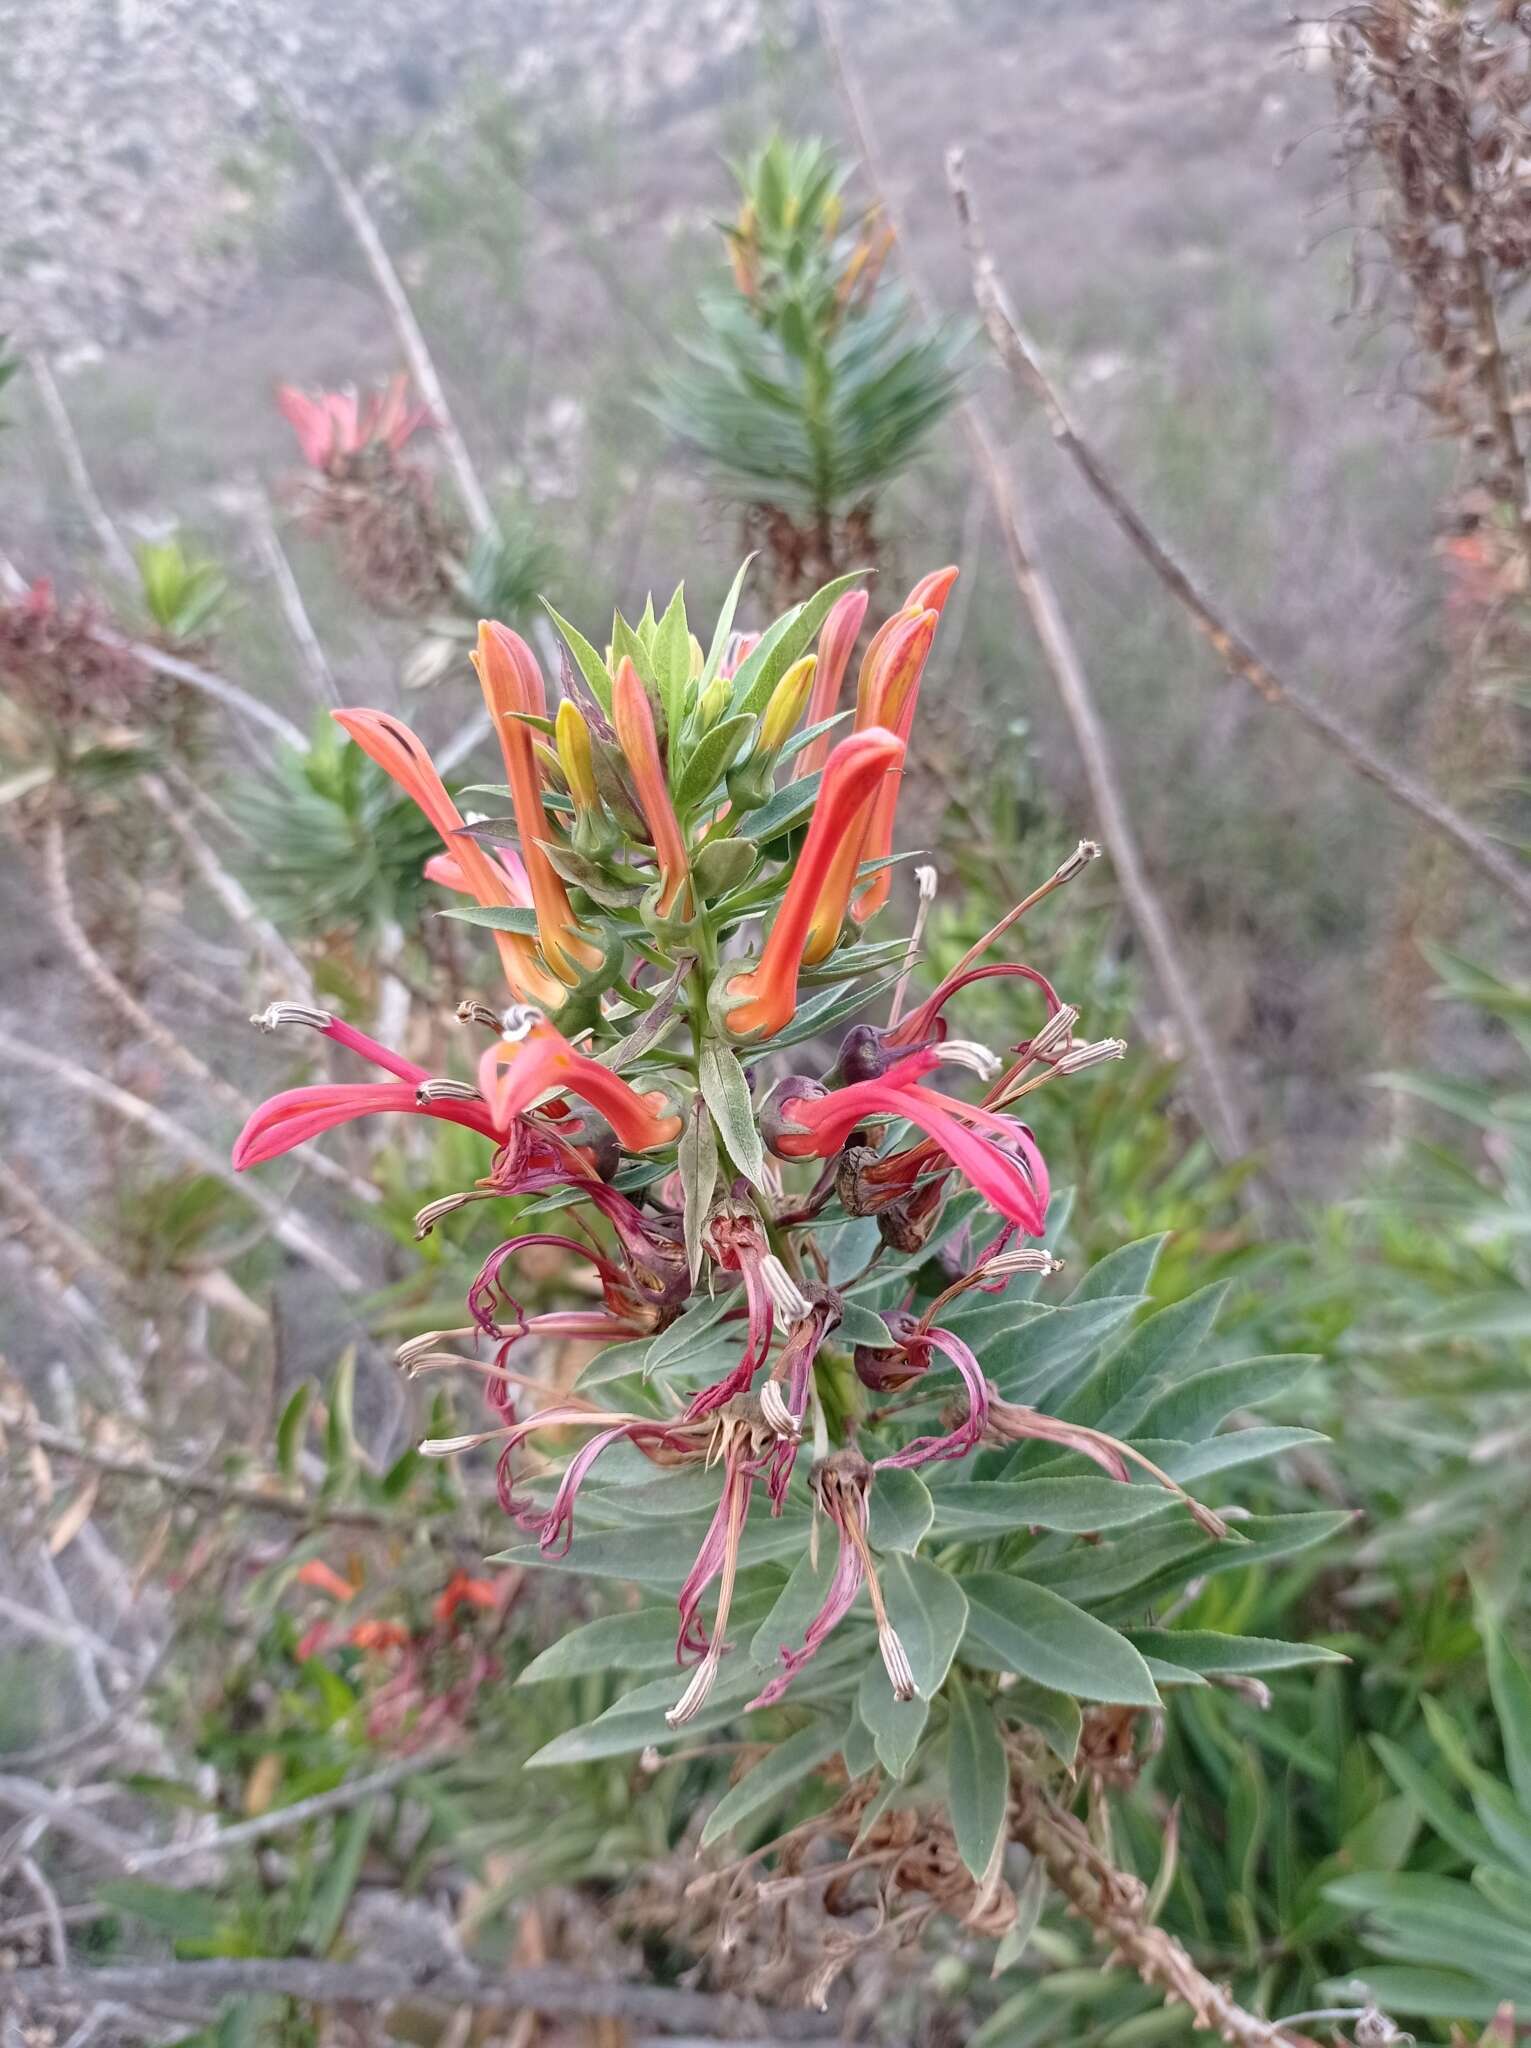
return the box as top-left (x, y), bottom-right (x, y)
top-left (720, 728), bottom-right (903, 1042)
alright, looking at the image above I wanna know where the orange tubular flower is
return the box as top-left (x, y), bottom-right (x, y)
top-left (797, 611), bottom-right (936, 968)
top-left (472, 623), bottom-right (603, 986)
top-left (721, 728), bottom-right (904, 1042)
top-left (850, 567), bottom-right (958, 927)
top-left (794, 588), bottom-right (870, 780)
top-left (611, 657), bottom-right (690, 917)
top-left (477, 1013), bottom-right (681, 1152)
top-left (332, 707), bottom-right (565, 1010)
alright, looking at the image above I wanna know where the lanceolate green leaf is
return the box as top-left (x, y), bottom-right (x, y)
top-left (437, 903), bottom-right (543, 934)
top-left (700, 1719), bottom-right (841, 1848)
top-left (699, 553), bottom-right (757, 689)
top-left (698, 1039), bottom-right (767, 1189)
top-left (947, 1669), bottom-right (1009, 1881)
top-left (1123, 1630), bottom-right (1347, 1675)
top-left (1067, 1233), bottom-right (1167, 1305)
top-left (928, 1477), bottom-right (1180, 1539)
top-left (960, 1574), bottom-right (1159, 1707)
top-left (1072, 1283), bottom-right (1229, 1432)
top-left (1131, 1354), bottom-right (1316, 1443)
top-left (542, 600), bottom-right (613, 712)
top-left (1482, 1605), bottom-right (1531, 1812)
top-left (677, 1097), bottom-right (719, 1281)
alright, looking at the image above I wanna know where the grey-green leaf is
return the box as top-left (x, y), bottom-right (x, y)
top-left (698, 1040), bottom-right (767, 1189)
top-left (961, 1573), bottom-right (1159, 1706)
top-left (700, 1719), bottom-right (841, 1849)
top-left (947, 1670), bottom-right (1009, 1881)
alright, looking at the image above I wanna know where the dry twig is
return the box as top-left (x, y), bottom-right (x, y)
top-left (944, 148), bottom-right (1531, 924)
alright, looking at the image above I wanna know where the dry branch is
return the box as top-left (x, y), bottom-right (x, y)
top-left (242, 482), bottom-right (339, 709)
top-left (0, 1029), bottom-right (363, 1293)
top-left (0, 1411), bottom-right (418, 1534)
top-left (301, 123), bottom-right (499, 544)
top-left (812, 0), bottom-right (1252, 1165)
top-left (1, 1958), bottom-right (835, 2038)
top-left (27, 354), bottom-right (138, 588)
top-left (944, 148), bottom-right (1531, 925)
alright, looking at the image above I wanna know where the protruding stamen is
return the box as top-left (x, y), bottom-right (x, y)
top-left (1055, 839), bottom-right (1102, 883)
top-left (981, 1247), bottom-right (1062, 1278)
top-left (1053, 1037), bottom-right (1128, 1075)
top-left (251, 1001), bottom-right (332, 1033)
top-left (499, 1003), bottom-right (543, 1043)
top-left (877, 1624), bottom-right (917, 1703)
top-left (455, 999), bottom-right (501, 1032)
top-left (413, 1189), bottom-right (496, 1238)
top-left (395, 1326), bottom-right (476, 1373)
top-left (934, 1039), bottom-right (1001, 1080)
top-left (760, 1256), bottom-right (813, 1326)
top-left (760, 1382), bottom-right (803, 1440)
top-left (418, 1427), bottom-right (514, 1457)
top-left (1027, 1004), bottom-right (1081, 1063)
top-left (415, 1078), bottom-right (483, 1104)
top-left (887, 864), bottom-right (940, 1030)
top-left (665, 1649), bottom-right (721, 1727)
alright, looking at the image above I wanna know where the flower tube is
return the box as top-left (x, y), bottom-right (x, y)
top-left (611, 657), bottom-right (690, 917)
top-left (472, 622), bottom-right (603, 985)
top-left (794, 588), bottom-right (869, 779)
top-left (333, 705), bottom-right (564, 1009)
top-left (719, 728), bottom-right (903, 1042)
top-left (476, 1012), bottom-right (681, 1152)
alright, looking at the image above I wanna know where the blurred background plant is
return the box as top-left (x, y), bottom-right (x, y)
top-left (655, 134), bottom-right (965, 603)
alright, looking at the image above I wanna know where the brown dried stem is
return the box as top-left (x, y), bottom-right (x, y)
top-left (1, 1958), bottom-right (836, 2038)
top-left (944, 146), bottom-right (1531, 924)
top-left (1012, 1784), bottom-right (1319, 2048)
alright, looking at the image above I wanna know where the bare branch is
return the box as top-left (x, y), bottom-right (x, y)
top-left (122, 1754), bottom-right (439, 1874)
top-left (300, 123), bottom-right (498, 544)
top-left (98, 627), bottom-right (310, 753)
top-left (241, 482), bottom-right (340, 709)
top-left (944, 148), bottom-right (1531, 924)
top-left (27, 354), bottom-right (138, 588)
top-left (810, 0), bottom-right (1252, 1165)
top-left (0, 1410), bottom-right (420, 1534)
top-left (0, 1029), bottom-right (364, 1293)
top-left (2, 1958), bottom-right (836, 2038)
top-left (1013, 1784), bottom-right (1318, 2048)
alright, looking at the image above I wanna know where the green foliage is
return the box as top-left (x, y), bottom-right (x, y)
top-left (654, 135), bottom-right (964, 527)
top-left (233, 717), bottom-right (440, 937)
top-left (135, 535), bottom-right (231, 644)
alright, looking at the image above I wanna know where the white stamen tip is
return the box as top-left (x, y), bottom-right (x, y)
top-left (760, 1256), bottom-right (813, 1326)
top-left (455, 999), bottom-right (501, 1031)
top-left (499, 1003), bottom-right (543, 1043)
top-left (666, 1651), bottom-right (720, 1727)
top-left (760, 1382), bottom-right (803, 1440)
top-left (878, 1625), bottom-right (917, 1703)
top-left (418, 1429), bottom-right (507, 1457)
top-left (1056, 840), bottom-right (1102, 882)
top-left (915, 864), bottom-right (939, 902)
top-left (937, 1039), bottom-right (1001, 1080)
top-left (982, 1247), bottom-right (1061, 1278)
top-left (1054, 1037), bottom-right (1128, 1074)
top-left (396, 1327), bottom-right (471, 1372)
top-left (414, 1193), bottom-right (470, 1237)
top-left (251, 1001), bottom-right (332, 1034)
top-left (1028, 1004), bottom-right (1081, 1062)
top-left (415, 1078), bottom-right (483, 1104)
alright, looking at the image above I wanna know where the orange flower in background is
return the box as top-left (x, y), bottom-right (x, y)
top-left (472, 623), bottom-right (604, 986)
top-left (332, 706), bottom-right (566, 1010)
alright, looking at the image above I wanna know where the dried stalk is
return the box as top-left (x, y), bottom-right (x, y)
top-left (812, 0), bottom-right (1252, 1166)
top-left (301, 122), bottom-right (499, 544)
top-left (1, 1958), bottom-right (835, 2038)
top-left (242, 481), bottom-right (339, 708)
top-left (27, 354), bottom-right (138, 588)
top-left (0, 1029), bottom-right (364, 1293)
top-left (98, 626), bottom-right (310, 752)
top-left (0, 1409), bottom-right (423, 1533)
top-left (123, 1753), bottom-right (441, 1874)
top-left (1014, 1786), bottom-right (1318, 2048)
top-left (944, 148), bottom-right (1531, 924)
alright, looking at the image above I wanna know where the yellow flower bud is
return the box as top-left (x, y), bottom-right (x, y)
top-left (688, 632), bottom-right (705, 681)
top-left (555, 699), bottom-right (600, 813)
top-left (759, 654), bottom-right (817, 756)
top-left (697, 673), bottom-right (731, 730)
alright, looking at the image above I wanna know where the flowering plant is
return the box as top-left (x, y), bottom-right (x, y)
top-left (233, 563), bottom-right (1342, 1960)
